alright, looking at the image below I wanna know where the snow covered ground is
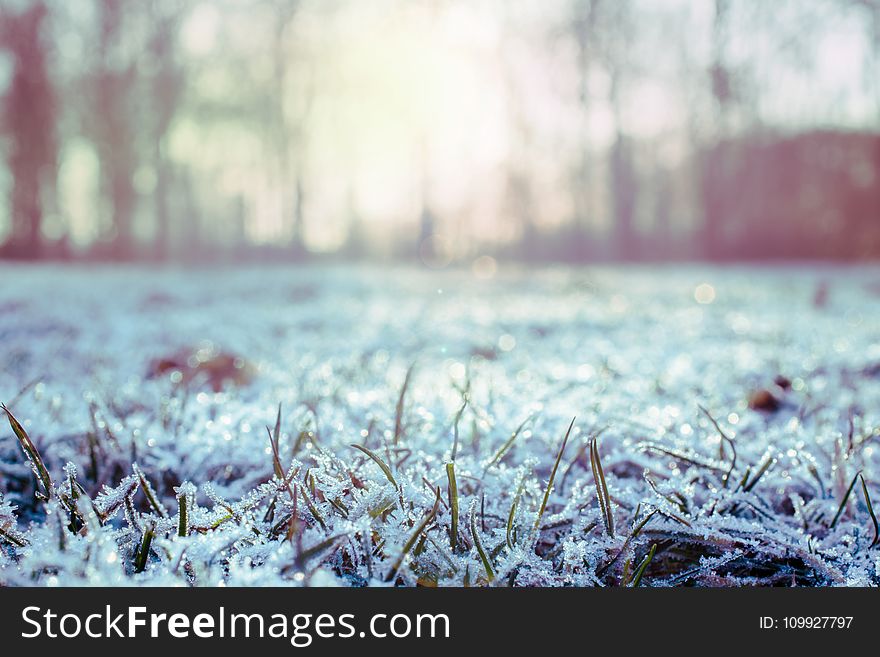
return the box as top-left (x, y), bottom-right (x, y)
top-left (1, 263), bottom-right (879, 586)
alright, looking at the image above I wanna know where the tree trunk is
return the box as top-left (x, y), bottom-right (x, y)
top-left (1, 2), bottom-right (56, 259)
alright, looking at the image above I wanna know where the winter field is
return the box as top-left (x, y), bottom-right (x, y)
top-left (1, 263), bottom-right (879, 587)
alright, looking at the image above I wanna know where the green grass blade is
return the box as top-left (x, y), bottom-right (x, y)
top-left (699, 404), bottom-right (736, 487)
top-left (484, 414), bottom-right (532, 471)
top-left (385, 487), bottom-right (440, 582)
top-left (177, 491), bottom-right (189, 537)
top-left (133, 462), bottom-right (168, 518)
top-left (629, 543), bottom-right (657, 587)
top-left (450, 398), bottom-right (467, 462)
top-left (297, 533), bottom-right (347, 565)
top-left (350, 443), bottom-right (398, 488)
top-left (470, 501), bottom-right (495, 583)
top-left (299, 484), bottom-right (327, 530)
top-left (0, 526), bottom-right (27, 548)
top-left (858, 474), bottom-right (878, 547)
top-left (742, 456), bottom-right (774, 492)
top-left (273, 402), bottom-right (282, 444)
top-left (134, 521), bottom-right (156, 573)
top-left (2, 403), bottom-right (52, 500)
top-left (446, 462), bottom-right (459, 551)
top-left (534, 417), bottom-right (575, 530)
top-left (631, 509), bottom-right (658, 538)
top-left (830, 471), bottom-right (860, 528)
top-left (506, 477), bottom-right (526, 549)
top-left (393, 363), bottom-right (415, 446)
top-left (267, 403), bottom-right (285, 480)
top-left (591, 435), bottom-right (615, 537)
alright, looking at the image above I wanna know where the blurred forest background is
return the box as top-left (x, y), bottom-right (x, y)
top-left (0, 0), bottom-right (878, 264)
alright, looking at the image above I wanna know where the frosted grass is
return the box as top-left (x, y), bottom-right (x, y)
top-left (0, 264), bottom-right (879, 586)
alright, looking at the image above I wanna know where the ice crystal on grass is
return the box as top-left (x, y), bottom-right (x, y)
top-left (93, 474), bottom-right (139, 521)
top-left (0, 493), bottom-right (26, 552)
top-left (1, 264), bottom-right (879, 586)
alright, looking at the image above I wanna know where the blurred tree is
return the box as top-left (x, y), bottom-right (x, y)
top-left (148, 1), bottom-right (185, 261)
top-left (499, 5), bottom-right (538, 260)
top-left (179, 166), bottom-right (202, 258)
top-left (0, 1), bottom-right (57, 259)
top-left (602, 1), bottom-right (638, 260)
top-left (416, 136), bottom-right (435, 261)
top-left (569, 0), bottom-right (639, 260)
top-left (569, 0), bottom-right (599, 260)
top-left (653, 163), bottom-right (672, 258)
top-left (701, 0), bottom-right (733, 260)
top-left (342, 180), bottom-right (366, 259)
top-left (267, 0), bottom-right (312, 257)
top-left (0, 0), bottom-right (874, 263)
top-left (86, 0), bottom-right (139, 259)
top-left (608, 84), bottom-right (637, 259)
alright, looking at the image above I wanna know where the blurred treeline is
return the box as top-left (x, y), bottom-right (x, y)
top-left (0, 0), bottom-right (878, 263)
